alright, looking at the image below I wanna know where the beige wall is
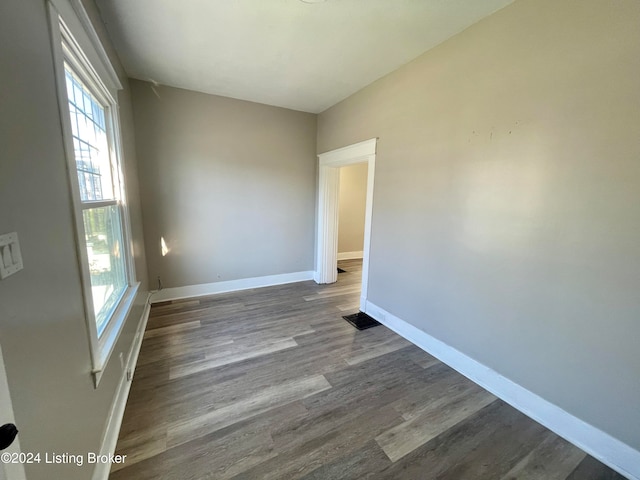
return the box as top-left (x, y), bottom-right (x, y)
top-left (0, 0), bottom-right (148, 478)
top-left (130, 81), bottom-right (317, 288)
top-left (318, 0), bottom-right (640, 452)
top-left (338, 163), bottom-right (368, 255)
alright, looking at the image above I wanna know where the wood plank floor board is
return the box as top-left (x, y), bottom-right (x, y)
top-left (111, 259), bottom-right (625, 479)
top-left (146, 307), bottom-right (240, 329)
top-left (394, 373), bottom-right (488, 422)
top-left (143, 320), bottom-right (202, 339)
top-left (290, 366), bottom-right (487, 461)
top-left (376, 387), bottom-right (497, 462)
top-left (111, 441), bottom-right (167, 474)
top-left (117, 361), bottom-right (342, 443)
top-left (271, 366), bottom-right (427, 455)
top-left (160, 367), bottom-right (339, 426)
top-left (566, 456), bottom-right (628, 480)
top-left (166, 374), bottom-right (332, 448)
top-left (385, 363), bottom-right (476, 419)
top-left (168, 337), bottom-right (299, 379)
top-left (434, 409), bottom-right (552, 480)
top-left (230, 406), bottom-right (404, 480)
top-left (343, 336), bottom-right (413, 366)
top-left (320, 345), bottom-right (430, 391)
top-left (292, 321), bottom-right (358, 347)
top-left (136, 341), bottom-right (349, 416)
top-left (303, 285), bottom-right (362, 301)
top-left (405, 347), bottom-right (440, 370)
top-left (297, 440), bottom-right (392, 480)
top-left (149, 298), bottom-right (247, 319)
top-left (373, 401), bottom-right (534, 479)
top-left (144, 324), bottom-right (234, 345)
top-left (112, 401), bottom-right (310, 478)
top-left (499, 432), bottom-right (587, 480)
top-left (135, 339), bottom-right (229, 368)
top-left (156, 375), bottom-right (336, 422)
top-left (149, 299), bottom-right (201, 315)
top-left (211, 320), bottom-right (316, 344)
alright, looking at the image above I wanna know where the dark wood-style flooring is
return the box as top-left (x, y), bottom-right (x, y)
top-left (111, 259), bottom-right (626, 479)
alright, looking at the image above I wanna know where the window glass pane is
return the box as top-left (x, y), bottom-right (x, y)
top-left (83, 205), bottom-right (127, 335)
top-left (64, 66), bottom-right (114, 201)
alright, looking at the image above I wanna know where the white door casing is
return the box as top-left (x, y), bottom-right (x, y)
top-left (0, 343), bottom-right (25, 480)
top-left (315, 138), bottom-right (377, 312)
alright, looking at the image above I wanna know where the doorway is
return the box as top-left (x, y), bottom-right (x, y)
top-left (314, 138), bottom-right (377, 313)
top-left (337, 162), bottom-right (368, 263)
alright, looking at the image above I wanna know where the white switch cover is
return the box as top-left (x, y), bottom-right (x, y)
top-left (0, 232), bottom-right (23, 279)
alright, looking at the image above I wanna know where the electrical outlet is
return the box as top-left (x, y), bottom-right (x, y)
top-left (0, 232), bottom-right (23, 280)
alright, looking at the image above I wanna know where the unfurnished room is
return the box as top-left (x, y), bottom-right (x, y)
top-left (0, 0), bottom-right (639, 479)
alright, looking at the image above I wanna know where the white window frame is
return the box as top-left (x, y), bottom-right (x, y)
top-left (48, 0), bottom-right (139, 386)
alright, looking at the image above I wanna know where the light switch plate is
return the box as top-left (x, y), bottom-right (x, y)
top-left (0, 232), bottom-right (23, 279)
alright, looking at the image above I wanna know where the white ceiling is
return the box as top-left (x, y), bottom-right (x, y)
top-left (95, 0), bottom-right (515, 113)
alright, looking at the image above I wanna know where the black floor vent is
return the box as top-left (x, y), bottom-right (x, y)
top-left (342, 312), bottom-right (381, 330)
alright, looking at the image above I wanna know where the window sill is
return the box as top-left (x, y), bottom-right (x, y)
top-left (92, 282), bottom-right (140, 387)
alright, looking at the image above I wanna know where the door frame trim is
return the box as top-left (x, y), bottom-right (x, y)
top-left (315, 138), bottom-right (377, 311)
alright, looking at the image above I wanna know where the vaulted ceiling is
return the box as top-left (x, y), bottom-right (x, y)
top-left (96, 0), bottom-right (515, 113)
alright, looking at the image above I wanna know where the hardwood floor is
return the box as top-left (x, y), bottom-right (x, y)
top-left (111, 259), bottom-right (626, 479)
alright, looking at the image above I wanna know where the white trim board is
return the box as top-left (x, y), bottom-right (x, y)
top-left (316, 138), bottom-right (376, 315)
top-left (363, 300), bottom-right (640, 480)
top-left (149, 271), bottom-right (315, 304)
top-left (92, 293), bottom-right (151, 480)
top-left (337, 251), bottom-right (363, 260)
top-left (318, 138), bottom-right (377, 166)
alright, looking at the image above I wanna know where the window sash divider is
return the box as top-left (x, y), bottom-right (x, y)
top-left (80, 199), bottom-right (118, 209)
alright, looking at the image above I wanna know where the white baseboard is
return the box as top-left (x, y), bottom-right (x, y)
top-left (364, 300), bottom-right (640, 480)
top-left (92, 293), bottom-right (152, 480)
top-left (337, 251), bottom-right (363, 260)
top-left (149, 271), bottom-right (315, 304)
